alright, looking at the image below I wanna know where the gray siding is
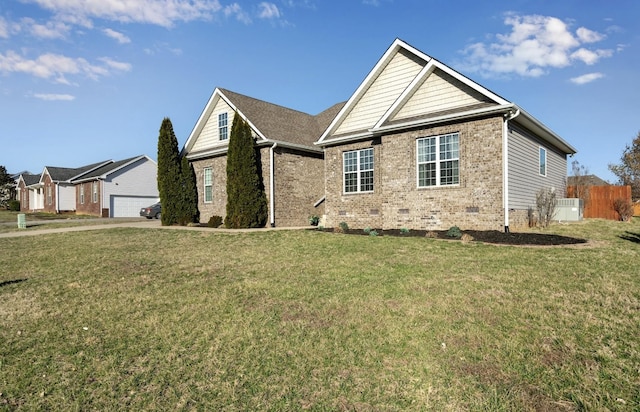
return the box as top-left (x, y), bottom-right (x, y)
top-left (508, 124), bottom-right (567, 210)
top-left (103, 158), bottom-right (159, 201)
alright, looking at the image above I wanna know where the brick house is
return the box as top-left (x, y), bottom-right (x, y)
top-left (16, 156), bottom-right (157, 217)
top-left (316, 39), bottom-right (577, 231)
top-left (182, 88), bottom-right (344, 227)
top-left (71, 155), bottom-right (158, 217)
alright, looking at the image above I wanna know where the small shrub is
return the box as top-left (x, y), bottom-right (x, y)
top-left (363, 227), bottom-right (371, 234)
top-left (207, 215), bottom-right (223, 228)
top-left (425, 231), bottom-right (438, 239)
top-left (339, 221), bottom-right (349, 232)
top-left (446, 226), bottom-right (462, 239)
top-left (461, 233), bottom-right (474, 243)
top-left (369, 230), bottom-right (379, 237)
top-left (317, 225), bottom-right (324, 231)
top-left (8, 200), bottom-right (20, 211)
top-left (309, 215), bottom-right (319, 226)
top-left (527, 206), bottom-right (537, 228)
top-left (536, 188), bottom-right (557, 228)
top-left (400, 227), bottom-right (410, 235)
top-left (613, 198), bottom-right (634, 222)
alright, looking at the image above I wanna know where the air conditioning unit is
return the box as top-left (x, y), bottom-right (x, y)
top-left (554, 198), bottom-right (584, 221)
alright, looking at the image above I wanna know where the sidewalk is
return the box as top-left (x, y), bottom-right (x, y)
top-left (0, 218), bottom-right (314, 238)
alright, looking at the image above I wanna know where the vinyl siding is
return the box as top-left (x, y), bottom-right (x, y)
top-left (334, 49), bottom-right (425, 135)
top-left (394, 69), bottom-right (492, 120)
top-left (508, 124), bottom-right (567, 210)
top-left (103, 158), bottom-right (159, 201)
top-left (192, 99), bottom-right (234, 152)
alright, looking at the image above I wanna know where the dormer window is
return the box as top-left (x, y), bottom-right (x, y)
top-left (218, 112), bottom-right (228, 140)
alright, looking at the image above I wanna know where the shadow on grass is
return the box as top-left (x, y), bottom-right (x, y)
top-left (619, 231), bottom-right (640, 244)
top-left (0, 278), bottom-right (28, 288)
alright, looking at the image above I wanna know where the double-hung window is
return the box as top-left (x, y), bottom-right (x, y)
top-left (92, 182), bottom-right (98, 203)
top-left (80, 185), bottom-right (85, 204)
top-left (204, 167), bottom-right (213, 202)
top-left (343, 148), bottom-right (374, 193)
top-left (417, 133), bottom-right (460, 187)
top-left (539, 147), bottom-right (547, 176)
top-left (47, 185), bottom-right (52, 205)
top-left (218, 112), bottom-right (228, 140)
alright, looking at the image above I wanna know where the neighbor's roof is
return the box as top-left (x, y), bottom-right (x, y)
top-left (71, 155), bottom-right (153, 183)
top-left (43, 160), bottom-right (112, 183)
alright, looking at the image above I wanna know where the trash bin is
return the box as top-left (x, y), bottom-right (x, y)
top-left (17, 213), bottom-right (26, 229)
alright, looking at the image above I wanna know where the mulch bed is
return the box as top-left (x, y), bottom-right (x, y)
top-left (319, 228), bottom-right (588, 246)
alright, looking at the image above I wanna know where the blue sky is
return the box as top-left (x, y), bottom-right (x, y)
top-left (1, 0), bottom-right (638, 183)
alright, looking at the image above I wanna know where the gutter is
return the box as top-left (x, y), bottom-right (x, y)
top-left (269, 142), bottom-right (278, 227)
top-left (503, 108), bottom-right (520, 233)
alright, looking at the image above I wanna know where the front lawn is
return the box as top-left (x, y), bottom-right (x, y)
top-left (0, 220), bottom-right (638, 410)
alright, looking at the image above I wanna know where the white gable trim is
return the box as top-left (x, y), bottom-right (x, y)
top-left (183, 88), bottom-right (269, 156)
top-left (317, 38), bottom-right (431, 144)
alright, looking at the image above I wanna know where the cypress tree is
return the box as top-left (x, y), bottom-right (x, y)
top-left (225, 113), bottom-right (268, 228)
top-left (178, 155), bottom-right (199, 225)
top-left (157, 117), bottom-right (181, 226)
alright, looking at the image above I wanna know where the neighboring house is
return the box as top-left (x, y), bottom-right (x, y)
top-left (38, 161), bottom-right (112, 214)
top-left (567, 174), bottom-right (609, 187)
top-left (316, 38), bottom-right (577, 231)
top-left (16, 156), bottom-right (157, 217)
top-left (182, 88), bottom-right (344, 227)
top-left (71, 155), bottom-right (158, 217)
top-left (16, 173), bottom-right (40, 211)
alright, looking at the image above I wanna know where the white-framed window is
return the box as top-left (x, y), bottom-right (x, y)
top-left (204, 167), bottom-right (213, 202)
top-left (343, 148), bottom-right (374, 193)
top-left (80, 185), bottom-right (85, 204)
top-left (417, 132), bottom-right (460, 187)
top-left (92, 182), bottom-right (98, 203)
top-left (539, 147), bottom-right (547, 176)
top-left (218, 112), bottom-right (228, 140)
top-left (47, 185), bottom-right (52, 205)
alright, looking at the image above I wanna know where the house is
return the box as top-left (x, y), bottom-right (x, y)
top-left (182, 88), bottom-right (344, 227)
top-left (15, 173), bottom-right (41, 211)
top-left (567, 174), bottom-right (609, 187)
top-left (71, 155), bottom-right (158, 217)
top-left (315, 38), bottom-right (577, 231)
top-left (16, 156), bottom-right (158, 217)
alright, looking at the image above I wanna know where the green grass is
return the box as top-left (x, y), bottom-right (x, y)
top-left (1, 219), bottom-right (639, 410)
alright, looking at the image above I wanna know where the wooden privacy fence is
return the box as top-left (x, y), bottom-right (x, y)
top-left (567, 185), bottom-right (631, 220)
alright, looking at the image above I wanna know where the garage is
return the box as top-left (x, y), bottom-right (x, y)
top-left (110, 196), bottom-right (158, 218)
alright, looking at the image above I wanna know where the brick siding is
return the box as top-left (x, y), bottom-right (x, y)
top-left (324, 116), bottom-right (507, 231)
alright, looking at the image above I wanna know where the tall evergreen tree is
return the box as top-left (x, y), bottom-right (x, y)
top-left (177, 155), bottom-right (199, 225)
top-left (157, 117), bottom-right (181, 226)
top-left (225, 113), bottom-right (268, 228)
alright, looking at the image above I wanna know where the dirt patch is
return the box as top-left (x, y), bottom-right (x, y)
top-left (320, 228), bottom-right (587, 246)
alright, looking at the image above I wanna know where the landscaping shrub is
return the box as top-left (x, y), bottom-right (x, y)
top-left (208, 215), bottom-right (223, 228)
top-left (8, 200), bottom-right (20, 211)
top-left (446, 226), bottom-right (462, 239)
top-left (613, 198), bottom-right (634, 221)
top-left (339, 222), bottom-right (349, 232)
top-left (536, 187), bottom-right (557, 228)
top-left (308, 215), bottom-right (319, 226)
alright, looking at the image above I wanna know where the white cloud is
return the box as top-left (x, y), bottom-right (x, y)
top-left (570, 72), bottom-right (604, 85)
top-left (103, 28), bottom-right (131, 44)
top-left (20, 17), bottom-right (71, 39)
top-left (34, 93), bottom-right (76, 101)
top-left (258, 2), bottom-right (280, 19)
top-left (459, 14), bottom-right (613, 78)
top-left (0, 50), bottom-right (130, 84)
top-left (576, 27), bottom-right (604, 43)
top-left (23, 0), bottom-right (222, 28)
top-left (224, 3), bottom-right (252, 24)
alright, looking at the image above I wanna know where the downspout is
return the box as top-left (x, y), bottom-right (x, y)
top-left (503, 108), bottom-right (520, 233)
top-left (269, 142), bottom-right (278, 227)
top-left (55, 183), bottom-right (60, 214)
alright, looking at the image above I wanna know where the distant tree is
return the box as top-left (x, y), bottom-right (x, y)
top-left (609, 131), bottom-right (640, 200)
top-left (0, 165), bottom-right (14, 208)
top-left (157, 117), bottom-right (181, 226)
top-left (568, 160), bottom-right (590, 207)
top-left (177, 155), bottom-right (199, 225)
top-left (225, 113), bottom-right (268, 228)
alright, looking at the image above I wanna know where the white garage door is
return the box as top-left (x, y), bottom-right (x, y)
top-left (111, 196), bottom-right (158, 218)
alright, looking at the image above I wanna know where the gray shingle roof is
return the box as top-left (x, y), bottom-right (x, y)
top-left (220, 88), bottom-right (345, 147)
top-left (21, 173), bottom-right (40, 186)
top-left (77, 156), bottom-right (142, 180)
top-left (46, 160), bottom-right (111, 182)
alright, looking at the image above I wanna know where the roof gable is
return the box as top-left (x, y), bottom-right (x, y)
top-left (183, 88), bottom-right (342, 158)
top-left (72, 155), bottom-right (152, 182)
top-left (43, 160), bottom-right (112, 183)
